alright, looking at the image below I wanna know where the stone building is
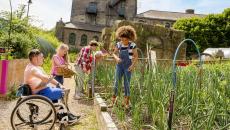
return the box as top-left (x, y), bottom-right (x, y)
top-left (55, 0), bottom-right (204, 50)
top-left (134, 9), bottom-right (206, 28)
top-left (56, 0), bottom-right (137, 49)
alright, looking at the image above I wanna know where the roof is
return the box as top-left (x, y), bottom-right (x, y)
top-left (136, 10), bottom-right (206, 21)
top-left (202, 48), bottom-right (230, 59)
top-left (64, 22), bottom-right (105, 32)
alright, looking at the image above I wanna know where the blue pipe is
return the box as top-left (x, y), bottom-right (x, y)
top-left (168, 39), bottom-right (203, 130)
top-left (172, 39), bottom-right (202, 89)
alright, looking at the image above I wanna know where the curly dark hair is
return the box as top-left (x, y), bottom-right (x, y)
top-left (115, 25), bottom-right (137, 41)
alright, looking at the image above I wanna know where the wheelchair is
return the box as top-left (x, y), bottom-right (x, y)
top-left (10, 84), bottom-right (73, 130)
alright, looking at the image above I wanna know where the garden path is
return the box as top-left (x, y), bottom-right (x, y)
top-left (0, 71), bottom-right (99, 130)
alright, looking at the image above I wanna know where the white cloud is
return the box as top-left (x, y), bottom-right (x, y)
top-left (0, 0), bottom-right (72, 30)
top-left (29, 0), bottom-right (72, 29)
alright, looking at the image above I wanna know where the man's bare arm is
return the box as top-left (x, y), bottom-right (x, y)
top-left (32, 69), bottom-right (60, 87)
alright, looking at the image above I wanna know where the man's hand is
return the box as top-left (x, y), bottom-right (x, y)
top-left (83, 67), bottom-right (88, 73)
top-left (58, 84), bottom-right (65, 89)
top-left (87, 70), bottom-right (91, 75)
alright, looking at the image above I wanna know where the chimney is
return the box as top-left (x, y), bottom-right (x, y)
top-left (185, 9), bottom-right (194, 14)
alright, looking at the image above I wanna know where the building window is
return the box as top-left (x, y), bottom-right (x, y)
top-left (69, 33), bottom-right (76, 45)
top-left (118, 1), bottom-right (125, 17)
top-left (165, 22), bottom-right (171, 28)
top-left (138, 19), bottom-right (146, 23)
top-left (93, 36), bottom-right (99, 41)
top-left (81, 34), bottom-right (88, 46)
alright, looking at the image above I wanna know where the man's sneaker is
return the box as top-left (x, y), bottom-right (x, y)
top-left (68, 114), bottom-right (81, 125)
top-left (68, 113), bottom-right (77, 118)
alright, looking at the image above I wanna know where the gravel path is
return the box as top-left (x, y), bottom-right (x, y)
top-left (0, 75), bottom-right (99, 130)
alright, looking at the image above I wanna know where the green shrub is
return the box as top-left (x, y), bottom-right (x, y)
top-left (6, 84), bottom-right (18, 101)
top-left (0, 33), bottom-right (39, 59)
top-left (69, 52), bottom-right (77, 63)
top-left (0, 6), bottom-right (60, 59)
top-left (42, 54), bottom-right (52, 74)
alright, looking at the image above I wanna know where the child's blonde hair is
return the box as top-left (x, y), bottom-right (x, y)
top-left (115, 25), bottom-right (137, 41)
top-left (56, 43), bottom-right (69, 63)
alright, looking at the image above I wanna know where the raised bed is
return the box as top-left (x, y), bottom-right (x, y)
top-left (94, 93), bottom-right (118, 130)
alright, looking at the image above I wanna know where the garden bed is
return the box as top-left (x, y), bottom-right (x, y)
top-left (94, 60), bottom-right (230, 130)
top-left (94, 93), bottom-right (118, 130)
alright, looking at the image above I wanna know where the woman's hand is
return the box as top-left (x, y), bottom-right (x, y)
top-left (61, 64), bottom-right (68, 68)
top-left (115, 57), bottom-right (122, 63)
top-left (128, 65), bottom-right (134, 72)
top-left (83, 67), bottom-right (88, 73)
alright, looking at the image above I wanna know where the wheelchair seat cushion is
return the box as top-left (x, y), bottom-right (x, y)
top-left (16, 84), bottom-right (32, 96)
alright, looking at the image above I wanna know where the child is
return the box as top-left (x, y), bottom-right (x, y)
top-left (74, 41), bottom-right (108, 99)
top-left (74, 40), bottom-right (98, 99)
top-left (51, 43), bottom-right (69, 85)
top-left (110, 25), bottom-right (138, 109)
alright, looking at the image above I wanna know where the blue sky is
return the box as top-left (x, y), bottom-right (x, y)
top-left (0, 0), bottom-right (230, 30)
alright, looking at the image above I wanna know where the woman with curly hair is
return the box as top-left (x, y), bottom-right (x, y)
top-left (109, 25), bottom-right (138, 109)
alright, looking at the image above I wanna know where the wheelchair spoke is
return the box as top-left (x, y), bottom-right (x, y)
top-left (15, 122), bottom-right (29, 127)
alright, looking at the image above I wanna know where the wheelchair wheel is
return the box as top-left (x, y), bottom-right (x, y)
top-left (11, 95), bottom-right (57, 130)
top-left (15, 97), bottom-right (54, 126)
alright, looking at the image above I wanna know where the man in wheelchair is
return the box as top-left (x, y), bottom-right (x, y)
top-left (23, 49), bottom-right (80, 124)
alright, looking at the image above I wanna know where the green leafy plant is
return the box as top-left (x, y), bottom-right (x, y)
top-left (95, 59), bottom-right (230, 129)
top-left (6, 84), bottom-right (18, 101)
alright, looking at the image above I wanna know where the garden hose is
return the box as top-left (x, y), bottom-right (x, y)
top-left (168, 39), bottom-right (203, 130)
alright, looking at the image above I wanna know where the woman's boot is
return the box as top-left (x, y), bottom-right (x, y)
top-left (125, 96), bottom-right (130, 109)
top-left (108, 95), bottom-right (116, 108)
top-left (122, 96), bottom-right (127, 107)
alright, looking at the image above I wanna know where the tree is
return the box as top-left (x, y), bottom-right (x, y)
top-left (0, 5), bottom-right (59, 58)
top-left (173, 8), bottom-right (230, 56)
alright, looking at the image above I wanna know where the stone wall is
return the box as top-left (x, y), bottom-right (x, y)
top-left (101, 20), bottom-right (186, 60)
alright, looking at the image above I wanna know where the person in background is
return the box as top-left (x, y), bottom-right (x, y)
top-left (74, 40), bottom-right (98, 99)
top-left (109, 25), bottom-right (138, 109)
top-left (51, 43), bottom-right (69, 85)
top-left (24, 49), bottom-right (80, 124)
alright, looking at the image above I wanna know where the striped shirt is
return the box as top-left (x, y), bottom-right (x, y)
top-left (116, 42), bottom-right (136, 59)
